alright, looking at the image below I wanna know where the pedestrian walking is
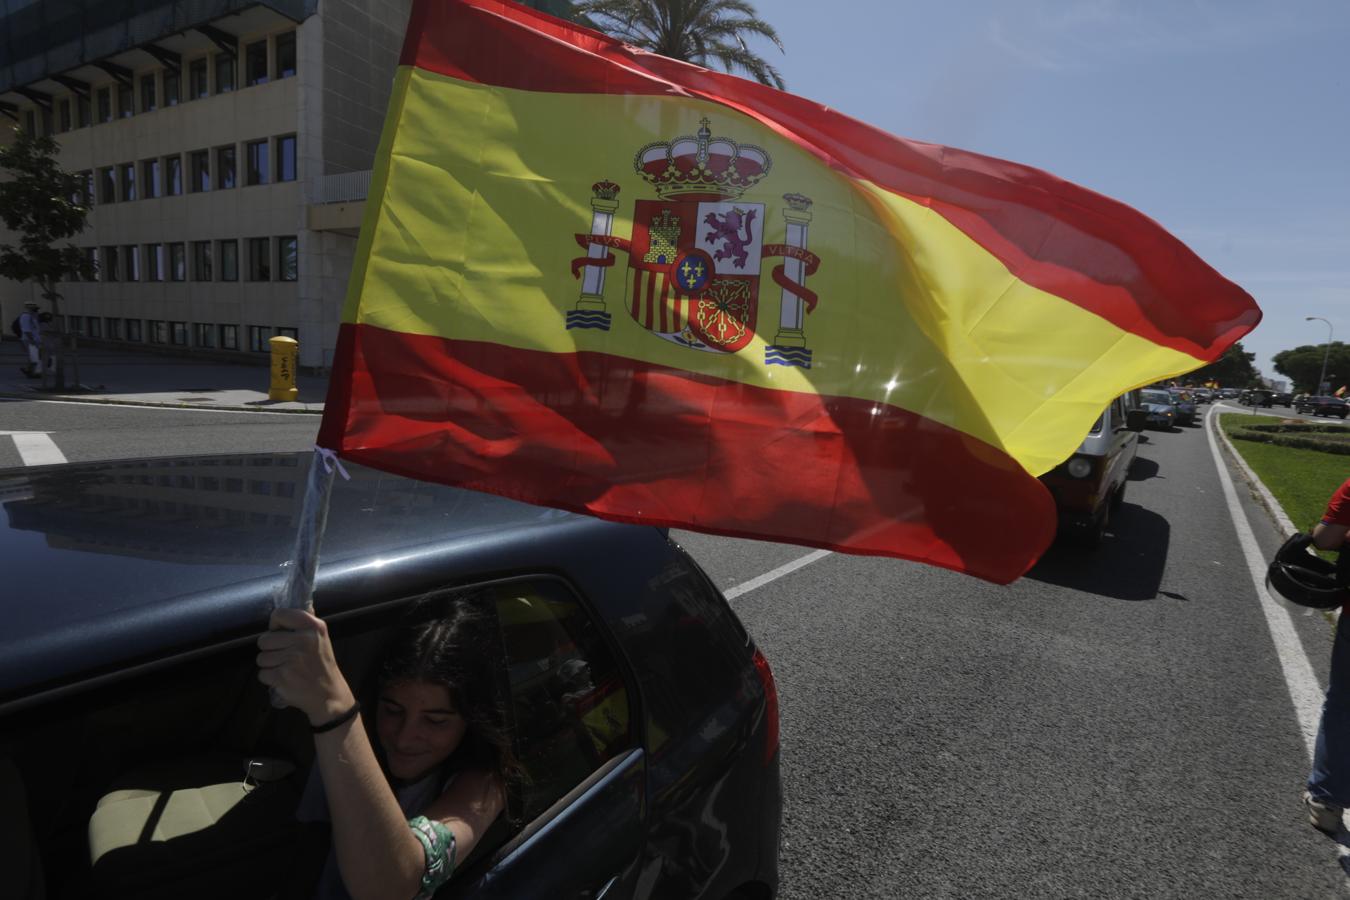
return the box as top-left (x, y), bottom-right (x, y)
top-left (1305, 477), bottom-right (1350, 832)
top-left (17, 302), bottom-right (42, 378)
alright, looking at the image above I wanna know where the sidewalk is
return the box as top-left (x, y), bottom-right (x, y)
top-left (0, 339), bottom-right (326, 412)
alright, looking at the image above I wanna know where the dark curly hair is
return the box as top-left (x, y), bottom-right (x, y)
top-left (370, 591), bottom-right (521, 818)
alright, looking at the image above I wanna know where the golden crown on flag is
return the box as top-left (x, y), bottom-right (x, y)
top-left (634, 118), bottom-right (772, 200)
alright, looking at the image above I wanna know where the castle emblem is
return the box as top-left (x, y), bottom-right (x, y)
top-left (567, 119), bottom-right (821, 367)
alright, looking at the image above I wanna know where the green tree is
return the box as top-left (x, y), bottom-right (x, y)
top-left (1273, 342), bottom-right (1350, 394)
top-left (574, 0), bottom-right (786, 88)
top-left (1186, 341), bottom-right (1261, 389)
top-left (0, 127), bottom-right (94, 390)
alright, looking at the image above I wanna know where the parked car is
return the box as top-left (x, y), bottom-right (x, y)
top-left (0, 454), bottom-right (781, 900)
top-left (1294, 395), bottom-right (1349, 419)
top-left (1169, 391), bottom-right (1197, 426)
top-left (1138, 388), bottom-right (1178, 429)
top-left (1272, 391), bottom-right (1294, 406)
top-left (1040, 392), bottom-right (1145, 547)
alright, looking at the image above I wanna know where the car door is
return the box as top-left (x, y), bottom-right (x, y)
top-left (446, 578), bottom-right (646, 900)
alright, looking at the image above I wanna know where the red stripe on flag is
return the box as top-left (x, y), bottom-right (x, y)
top-left (399, 0), bottom-right (1259, 362)
top-left (630, 268), bottom-right (641, 322)
top-left (318, 323), bottom-right (1056, 583)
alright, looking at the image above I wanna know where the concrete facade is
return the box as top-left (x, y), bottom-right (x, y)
top-left (0, 0), bottom-right (414, 370)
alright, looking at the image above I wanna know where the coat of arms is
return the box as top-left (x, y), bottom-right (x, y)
top-left (567, 119), bottom-right (821, 368)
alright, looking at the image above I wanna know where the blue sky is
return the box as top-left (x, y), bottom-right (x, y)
top-left (748, 0), bottom-right (1350, 382)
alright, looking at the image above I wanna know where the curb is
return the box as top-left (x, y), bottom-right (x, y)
top-left (0, 389), bottom-right (324, 414)
top-left (1210, 405), bottom-right (1299, 538)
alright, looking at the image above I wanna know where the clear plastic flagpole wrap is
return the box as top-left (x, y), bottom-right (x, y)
top-left (274, 446), bottom-right (350, 612)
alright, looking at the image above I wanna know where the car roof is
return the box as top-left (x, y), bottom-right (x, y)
top-left (0, 452), bottom-right (657, 709)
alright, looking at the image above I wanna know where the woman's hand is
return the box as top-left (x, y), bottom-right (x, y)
top-left (256, 607), bottom-right (357, 726)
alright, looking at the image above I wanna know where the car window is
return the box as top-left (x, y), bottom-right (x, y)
top-left (1141, 390), bottom-right (1170, 404)
top-left (490, 579), bottom-right (635, 822)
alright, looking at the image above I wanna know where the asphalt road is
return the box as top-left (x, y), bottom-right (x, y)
top-left (0, 397), bottom-right (319, 467)
top-left (4, 397), bottom-right (1347, 896)
top-left (678, 409), bottom-right (1349, 898)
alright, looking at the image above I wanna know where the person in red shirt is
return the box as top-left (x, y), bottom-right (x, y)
top-left (1305, 477), bottom-right (1350, 832)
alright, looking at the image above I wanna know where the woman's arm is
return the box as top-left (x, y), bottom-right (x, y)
top-left (257, 608), bottom-right (501, 900)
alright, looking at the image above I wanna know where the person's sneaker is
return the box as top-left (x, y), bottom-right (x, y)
top-left (1304, 791), bottom-right (1343, 833)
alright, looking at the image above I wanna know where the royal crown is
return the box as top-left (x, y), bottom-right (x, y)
top-left (634, 118), bottom-right (772, 200)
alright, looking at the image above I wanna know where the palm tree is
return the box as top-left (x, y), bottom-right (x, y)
top-left (574, 0), bottom-right (786, 89)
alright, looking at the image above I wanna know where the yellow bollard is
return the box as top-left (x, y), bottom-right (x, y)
top-left (269, 336), bottom-right (299, 401)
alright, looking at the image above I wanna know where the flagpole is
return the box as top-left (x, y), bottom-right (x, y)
top-left (274, 446), bottom-right (349, 612)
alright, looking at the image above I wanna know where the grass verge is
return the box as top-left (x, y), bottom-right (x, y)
top-left (1218, 411), bottom-right (1348, 532)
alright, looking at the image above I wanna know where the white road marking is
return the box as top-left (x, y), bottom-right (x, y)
top-left (724, 549), bottom-right (832, 600)
top-left (1205, 405), bottom-right (1323, 758)
top-left (0, 430), bottom-right (67, 466)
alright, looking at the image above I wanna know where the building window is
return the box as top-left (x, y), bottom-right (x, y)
top-left (220, 324), bottom-right (238, 350)
top-left (246, 40), bottom-right (268, 86)
top-left (192, 241), bottom-right (213, 281)
top-left (169, 243), bottom-right (186, 281)
top-left (189, 150), bottom-right (210, 192)
top-left (83, 247), bottom-right (98, 280)
top-left (140, 73), bottom-right (156, 112)
top-left (123, 245), bottom-right (141, 282)
top-left (219, 240), bottom-right (238, 281)
top-left (146, 243), bottom-right (163, 281)
top-left (194, 323), bottom-right (217, 348)
top-left (249, 325), bottom-right (274, 352)
top-left (171, 321), bottom-right (188, 345)
top-left (79, 170), bottom-right (94, 207)
top-left (214, 53), bottom-right (235, 93)
top-left (215, 145), bottom-right (236, 189)
top-left (277, 235), bottom-right (298, 281)
top-left (278, 327), bottom-right (298, 340)
top-left (86, 316), bottom-right (102, 339)
top-left (245, 139), bottom-right (268, 185)
top-left (101, 246), bottom-right (119, 282)
top-left (141, 159), bottom-right (161, 198)
top-left (23, 109), bottom-right (35, 136)
top-left (190, 58), bottom-right (209, 99)
top-left (164, 70), bottom-right (179, 106)
top-left (98, 167), bottom-right (116, 204)
top-left (126, 319), bottom-right (143, 342)
top-left (276, 134), bottom-right (296, 182)
top-left (248, 238), bottom-right (271, 281)
top-left (118, 81), bottom-right (133, 118)
top-left (97, 87), bottom-right (112, 122)
top-left (58, 99), bottom-right (71, 132)
top-left (148, 320), bottom-right (168, 344)
top-left (77, 93), bottom-right (91, 127)
top-left (119, 163), bottom-right (135, 201)
top-left (105, 317), bottom-right (123, 340)
top-left (276, 31), bottom-right (297, 78)
top-left (165, 155), bottom-right (182, 195)
top-left (70, 316), bottom-right (85, 336)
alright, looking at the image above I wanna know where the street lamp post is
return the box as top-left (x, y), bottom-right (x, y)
top-left (1307, 316), bottom-right (1334, 394)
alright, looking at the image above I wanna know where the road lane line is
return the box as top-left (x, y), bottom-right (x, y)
top-left (1205, 404), bottom-right (1322, 759)
top-left (8, 432), bottom-right (66, 466)
top-left (0, 397), bottom-right (315, 416)
top-left (724, 549), bottom-right (832, 601)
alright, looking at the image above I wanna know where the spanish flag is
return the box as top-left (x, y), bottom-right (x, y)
top-left (317, 0), bottom-right (1259, 583)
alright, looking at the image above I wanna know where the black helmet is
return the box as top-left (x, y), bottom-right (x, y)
top-left (1266, 533), bottom-right (1348, 610)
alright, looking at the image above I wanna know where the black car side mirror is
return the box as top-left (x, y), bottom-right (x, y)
top-left (1126, 408), bottom-right (1149, 432)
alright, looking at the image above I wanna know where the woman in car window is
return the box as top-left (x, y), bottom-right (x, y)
top-left (257, 597), bottom-right (515, 900)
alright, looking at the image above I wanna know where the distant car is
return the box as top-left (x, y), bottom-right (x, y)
top-left (1139, 388), bottom-right (1178, 429)
top-left (1295, 395), bottom-right (1349, 419)
top-left (1191, 389), bottom-right (1212, 404)
top-left (1220, 388), bottom-right (1241, 399)
top-left (0, 454), bottom-right (782, 900)
top-left (1040, 392), bottom-right (1144, 547)
top-left (1273, 392), bottom-right (1294, 406)
top-left (1239, 389), bottom-right (1274, 407)
top-left (1169, 391), bottom-right (1197, 426)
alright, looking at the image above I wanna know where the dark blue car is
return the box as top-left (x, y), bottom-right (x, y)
top-left (0, 453), bottom-right (781, 900)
